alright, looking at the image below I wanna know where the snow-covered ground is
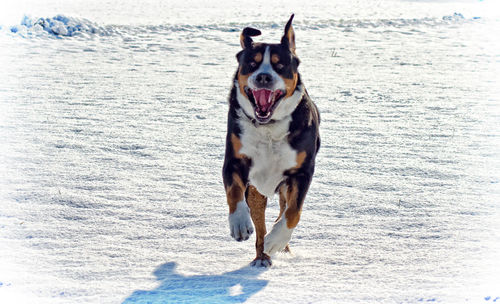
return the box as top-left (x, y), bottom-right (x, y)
top-left (1, 0), bottom-right (500, 303)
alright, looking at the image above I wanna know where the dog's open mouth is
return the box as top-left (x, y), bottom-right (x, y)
top-left (245, 88), bottom-right (285, 123)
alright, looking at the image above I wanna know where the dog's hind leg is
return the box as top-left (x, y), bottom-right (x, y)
top-left (246, 186), bottom-right (271, 267)
top-left (277, 185), bottom-right (291, 253)
top-left (276, 186), bottom-right (286, 222)
top-left (264, 176), bottom-right (311, 256)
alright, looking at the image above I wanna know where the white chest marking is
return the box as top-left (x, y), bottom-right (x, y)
top-left (238, 113), bottom-right (297, 198)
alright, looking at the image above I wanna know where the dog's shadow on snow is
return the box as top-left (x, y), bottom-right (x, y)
top-left (122, 262), bottom-right (269, 303)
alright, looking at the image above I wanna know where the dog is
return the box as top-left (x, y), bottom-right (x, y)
top-left (222, 14), bottom-right (320, 267)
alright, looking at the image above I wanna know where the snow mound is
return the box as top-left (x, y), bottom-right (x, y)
top-left (7, 15), bottom-right (113, 37)
top-left (442, 12), bottom-right (466, 21)
top-left (2, 12), bottom-right (477, 39)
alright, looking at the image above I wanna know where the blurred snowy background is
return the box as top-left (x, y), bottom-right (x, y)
top-left (1, 0), bottom-right (499, 303)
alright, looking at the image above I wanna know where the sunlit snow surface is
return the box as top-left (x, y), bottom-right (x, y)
top-left (1, 0), bottom-right (500, 303)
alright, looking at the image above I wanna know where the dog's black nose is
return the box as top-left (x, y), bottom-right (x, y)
top-left (255, 73), bottom-right (273, 87)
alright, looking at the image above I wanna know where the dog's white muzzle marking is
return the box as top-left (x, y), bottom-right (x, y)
top-left (248, 46), bottom-right (285, 92)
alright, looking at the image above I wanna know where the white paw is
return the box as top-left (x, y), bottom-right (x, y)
top-left (228, 200), bottom-right (254, 242)
top-left (263, 218), bottom-right (293, 256)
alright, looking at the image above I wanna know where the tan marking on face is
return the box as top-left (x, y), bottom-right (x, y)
top-left (271, 54), bottom-right (280, 64)
top-left (283, 72), bottom-right (298, 98)
top-left (237, 67), bottom-right (250, 98)
top-left (246, 185), bottom-right (267, 256)
top-left (226, 173), bottom-right (245, 214)
top-left (254, 52), bottom-right (262, 63)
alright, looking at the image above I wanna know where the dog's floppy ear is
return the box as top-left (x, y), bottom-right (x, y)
top-left (281, 14), bottom-right (296, 54)
top-left (240, 27), bottom-right (261, 49)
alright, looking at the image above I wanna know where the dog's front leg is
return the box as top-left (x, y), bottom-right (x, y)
top-left (223, 166), bottom-right (254, 242)
top-left (264, 174), bottom-right (311, 256)
top-left (223, 131), bottom-right (254, 242)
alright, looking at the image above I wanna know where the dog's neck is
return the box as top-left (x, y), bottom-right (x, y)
top-left (236, 108), bottom-right (292, 143)
top-left (240, 109), bottom-right (276, 127)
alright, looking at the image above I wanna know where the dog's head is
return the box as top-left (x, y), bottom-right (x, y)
top-left (235, 14), bottom-right (302, 124)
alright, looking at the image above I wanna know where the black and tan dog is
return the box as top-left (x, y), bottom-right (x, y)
top-left (222, 14), bottom-right (320, 267)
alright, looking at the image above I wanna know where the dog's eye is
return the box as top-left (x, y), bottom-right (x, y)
top-left (249, 61), bottom-right (257, 68)
top-left (276, 63), bottom-right (284, 70)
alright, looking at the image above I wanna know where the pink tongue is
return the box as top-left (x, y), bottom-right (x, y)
top-left (252, 89), bottom-right (272, 111)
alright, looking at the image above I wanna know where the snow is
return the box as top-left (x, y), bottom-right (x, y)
top-left (1, 0), bottom-right (500, 303)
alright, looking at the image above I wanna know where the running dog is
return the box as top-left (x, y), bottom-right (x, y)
top-left (222, 14), bottom-right (320, 267)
